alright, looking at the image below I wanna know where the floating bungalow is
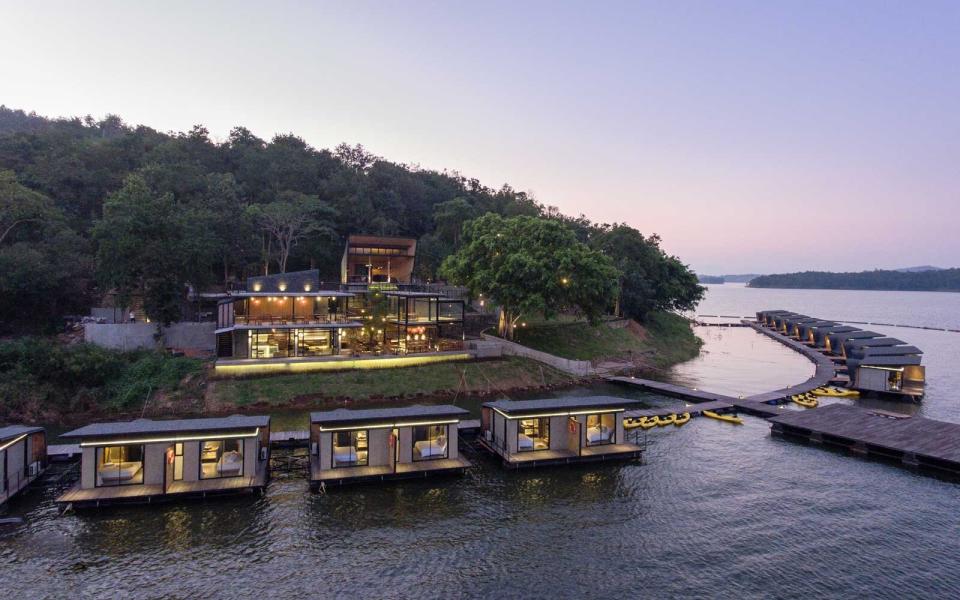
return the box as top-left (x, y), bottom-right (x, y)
top-left (309, 405), bottom-right (472, 487)
top-left (0, 426), bottom-right (46, 506)
top-left (797, 321), bottom-right (838, 344)
top-left (838, 337), bottom-right (906, 359)
top-left (811, 324), bottom-right (858, 348)
top-left (57, 416), bottom-right (271, 508)
top-left (825, 330), bottom-right (881, 354)
top-left (479, 397), bottom-right (643, 468)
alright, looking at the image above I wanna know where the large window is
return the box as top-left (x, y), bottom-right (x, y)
top-left (412, 425), bottom-right (449, 461)
top-left (173, 443), bottom-right (184, 480)
top-left (249, 330), bottom-right (292, 358)
top-left (297, 329), bottom-right (332, 356)
top-left (199, 439), bottom-right (244, 479)
top-left (95, 445), bottom-right (144, 487)
top-left (332, 430), bottom-right (368, 468)
top-left (517, 418), bottom-right (550, 452)
top-left (585, 413), bottom-right (616, 446)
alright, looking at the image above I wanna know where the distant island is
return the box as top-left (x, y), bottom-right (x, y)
top-left (697, 273), bottom-right (762, 284)
top-left (748, 267), bottom-right (959, 292)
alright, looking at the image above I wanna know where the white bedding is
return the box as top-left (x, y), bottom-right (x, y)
top-left (333, 445), bottom-right (359, 464)
top-left (586, 425), bottom-right (612, 444)
top-left (414, 439), bottom-right (447, 458)
top-left (217, 451), bottom-right (243, 475)
top-left (98, 461), bottom-right (142, 482)
top-left (517, 434), bottom-right (534, 450)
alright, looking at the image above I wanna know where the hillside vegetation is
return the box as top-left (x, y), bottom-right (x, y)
top-left (749, 268), bottom-right (960, 291)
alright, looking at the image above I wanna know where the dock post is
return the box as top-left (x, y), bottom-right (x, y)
top-left (902, 452), bottom-right (920, 467)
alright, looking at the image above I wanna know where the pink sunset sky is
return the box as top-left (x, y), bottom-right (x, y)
top-left (3, 1), bottom-right (958, 274)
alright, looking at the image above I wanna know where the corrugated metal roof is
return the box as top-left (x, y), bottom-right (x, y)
top-left (483, 396), bottom-right (640, 414)
top-left (0, 425), bottom-right (43, 442)
top-left (62, 415), bottom-right (270, 438)
top-left (311, 405), bottom-right (468, 425)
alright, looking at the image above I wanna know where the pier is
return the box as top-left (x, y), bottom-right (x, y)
top-left (610, 310), bottom-right (960, 478)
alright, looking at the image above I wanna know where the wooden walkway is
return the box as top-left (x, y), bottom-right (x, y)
top-left (624, 399), bottom-right (734, 419)
top-left (769, 404), bottom-right (960, 474)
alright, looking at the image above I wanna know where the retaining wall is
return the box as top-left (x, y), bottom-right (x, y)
top-left (480, 334), bottom-right (593, 376)
top-left (85, 322), bottom-right (216, 352)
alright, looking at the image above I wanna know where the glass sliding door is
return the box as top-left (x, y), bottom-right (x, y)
top-left (332, 430), bottom-right (368, 467)
top-left (412, 425), bottom-right (449, 461)
top-left (517, 418), bottom-right (550, 452)
top-left (95, 445), bottom-right (144, 487)
top-left (199, 439), bottom-right (244, 479)
top-left (585, 413), bottom-right (616, 446)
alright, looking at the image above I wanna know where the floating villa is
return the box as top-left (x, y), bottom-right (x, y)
top-left (479, 397), bottom-right (643, 468)
top-left (756, 310), bottom-right (926, 401)
top-left (57, 415), bottom-right (271, 508)
top-left (309, 405), bottom-right (472, 487)
top-left (0, 425), bottom-right (46, 506)
top-left (341, 234), bottom-right (417, 285)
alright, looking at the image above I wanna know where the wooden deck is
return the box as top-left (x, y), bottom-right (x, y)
top-left (476, 437), bottom-right (642, 469)
top-left (309, 455), bottom-right (471, 487)
top-left (769, 404), bottom-right (960, 473)
top-left (57, 464), bottom-right (268, 507)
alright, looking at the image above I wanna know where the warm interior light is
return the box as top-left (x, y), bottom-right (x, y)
top-left (78, 428), bottom-right (261, 447)
top-left (318, 419), bottom-right (458, 432)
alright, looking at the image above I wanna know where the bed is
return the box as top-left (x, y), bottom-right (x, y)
top-left (333, 445), bottom-right (360, 465)
top-left (217, 451), bottom-right (243, 476)
top-left (586, 425), bottom-right (612, 444)
top-left (414, 437), bottom-right (447, 459)
top-left (98, 461), bottom-right (142, 484)
top-left (517, 434), bottom-right (535, 450)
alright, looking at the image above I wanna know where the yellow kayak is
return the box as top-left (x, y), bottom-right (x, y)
top-left (657, 413), bottom-right (677, 427)
top-left (624, 418), bottom-right (641, 430)
top-left (791, 394), bottom-right (818, 408)
top-left (702, 410), bottom-right (743, 425)
top-left (639, 416), bottom-right (658, 430)
top-left (674, 412), bottom-right (691, 426)
top-left (811, 386), bottom-right (860, 398)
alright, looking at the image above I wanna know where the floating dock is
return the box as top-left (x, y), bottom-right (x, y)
top-left (769, 404), bottom-right (960, 475)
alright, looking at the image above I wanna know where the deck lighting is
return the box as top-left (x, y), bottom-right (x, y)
top-left (561, 277), bottom-right (569, 285)
top-left (278, 283), bottom-right (287, 291)
top-left (304, 284), bottom-right (311, 291)
top-left (79, 428), bottom-right (260, 448)
top-left (490, 407), bottom-right (625, 420)
top-left (0, 433), bottom-right (28, 452)
top-left (318, 419), bottom-right (459, 433)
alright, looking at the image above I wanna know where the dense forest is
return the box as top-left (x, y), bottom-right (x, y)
top-left (0, 105), bottom-right (702, 332)
top-left (749, 269), bottom-right (960, 291)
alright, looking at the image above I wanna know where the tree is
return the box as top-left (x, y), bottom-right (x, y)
top-left (591, 224), bottom-right (704, 319)
top-left (440, 214), bottom-right (619, 340)
top-left (93, 174), bottom-right (202, 326)
top-left (248, 191), bottom-right (336, 274)
top-left (432, 197), bottom-right (476, 246)
top-left (0, 169), bottom-right (58, 244)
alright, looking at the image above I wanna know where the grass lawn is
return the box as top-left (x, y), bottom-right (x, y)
top-left (208, 356), bottom-right (577, 407)
top-left (512, 311), bottom-right (702, 367)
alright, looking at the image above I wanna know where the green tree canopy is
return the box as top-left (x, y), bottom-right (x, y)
top-left (591, 224), bottom-right (704, 318)
top-left (440, 214), bottom-right (619, 339)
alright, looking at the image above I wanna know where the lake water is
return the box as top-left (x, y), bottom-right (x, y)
top-left (3, 285), bottom-right (960, 598)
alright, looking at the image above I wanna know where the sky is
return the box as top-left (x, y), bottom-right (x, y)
top-left (2, 0), bottom-right (958, 274)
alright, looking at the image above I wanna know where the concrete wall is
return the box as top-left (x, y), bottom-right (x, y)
top-left (480, 334), bottom-right (593, 376)
top-left (85, 322), bottom-right (215, 352)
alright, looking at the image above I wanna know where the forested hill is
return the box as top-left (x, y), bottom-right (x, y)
top-left (0, 106), bottom-right (702, 332)
top-left (748, 269), bottom-right (960, 292)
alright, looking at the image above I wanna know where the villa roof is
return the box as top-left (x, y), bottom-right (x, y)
top-left (0, 425), bottom-right (43, 443)
top-left (311, 405), bottom-right (468, 426)
top-left (830, 330), bottom-right (881, 340)
top-left (859, 345), bottom-right (923, 356)
top-left (842, 337), bottom-right (906, 349)
top-left (484, 396), bottom-right (640, 415)
top-left (62, 415), bottom-right (270, 439)
top-left (853, 355), bottom-right (924, 367)
top-left (229, 291), bottom-right (354, 298)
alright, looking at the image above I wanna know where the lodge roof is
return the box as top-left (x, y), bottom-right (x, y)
top-left (311, 405), bottom-right (469, 426)
top-left (62, 415), bottom-right (270, 439)
top-left (483, 396), bottom-right (640, 414)
top-left (0, 425), bottom-right (43, 443)
top-left (842, 337), bottom-right (906, 349)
